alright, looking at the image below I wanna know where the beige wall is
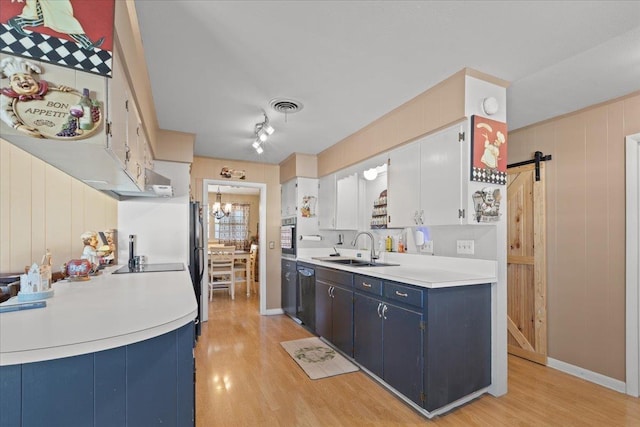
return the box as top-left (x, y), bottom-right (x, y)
top-left (0, 139), bottom-right (118, 274)
top-left (509, 91), bottom-right (640, 381)
top-left (207, 193), bottom-right (260, 243)
top-left (279, 153), bottom-right (318, 183)
top-left (191, 157), bottom-right (281, 310)
top-left (317, 69), bottom-right (468, 176)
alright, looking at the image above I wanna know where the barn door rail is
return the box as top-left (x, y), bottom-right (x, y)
top-left (507, 151), bottom-right (552, 181)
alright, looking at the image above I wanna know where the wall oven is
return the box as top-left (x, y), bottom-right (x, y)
top-left (281, 217), bottom-right (296, 256)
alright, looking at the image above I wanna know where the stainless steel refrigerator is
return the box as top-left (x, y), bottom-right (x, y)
top-left (189, 201), bottom-right (204, 337)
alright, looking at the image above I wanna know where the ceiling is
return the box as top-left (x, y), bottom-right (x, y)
top-left (135, 1), bottom-right (640, 165)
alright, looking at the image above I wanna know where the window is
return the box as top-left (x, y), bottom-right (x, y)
top-left (213, 204), bottom-right (250, 249)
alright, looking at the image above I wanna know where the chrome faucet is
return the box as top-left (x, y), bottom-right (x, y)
top-left (351, 231), bottom-right (378, 264)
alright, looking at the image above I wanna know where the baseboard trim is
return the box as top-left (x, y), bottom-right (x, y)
top-left (547, 357), bottom-right (626, 393)
top-left (263, 308), bottom-right (284, 315)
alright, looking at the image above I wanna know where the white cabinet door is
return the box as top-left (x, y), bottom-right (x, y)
top-left (387, 143), bottom-right (421, 228)
top-left (420, 122), bottom-right (466, 225)
top-left (318, 174), bottom-right (336, 229)
top-left (281, 179), bottom-right (296, 217)
top-left (296, 177), bottom-right (319, 237)
top-left (126, 98), bottom-right (144, 189)
top-left (107, 47), bottom-right (128, 169)
top-left (335, 173), bottom-right (359, 230)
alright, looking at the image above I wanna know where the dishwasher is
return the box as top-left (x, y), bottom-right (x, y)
top-left (296, 263), bottom-right (316, 332)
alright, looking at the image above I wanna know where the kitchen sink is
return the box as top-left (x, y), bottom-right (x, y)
top-left (322, 258), bottom-right (399, 267)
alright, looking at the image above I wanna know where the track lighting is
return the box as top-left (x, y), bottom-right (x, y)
top-left (262, 123), bottom-right (275, 135)
top-left (253, 111), bottom-right (274, 154)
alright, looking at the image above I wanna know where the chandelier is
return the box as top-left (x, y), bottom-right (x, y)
top-left (211, 187), bottom-right (232, 220)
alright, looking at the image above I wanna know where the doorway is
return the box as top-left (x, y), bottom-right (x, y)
top-left (625, 132), bottom-right (640, 397)
top-left (506, 162), bottom-right (548, 364)
top-left (202, 179), bottom-right (267, 321)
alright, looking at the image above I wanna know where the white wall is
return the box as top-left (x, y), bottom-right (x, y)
top-left (117, 161), bottom-right (190, 265)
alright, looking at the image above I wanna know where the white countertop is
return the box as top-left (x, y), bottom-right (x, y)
top-left (0, 265), bottom-right (197, 366)
top-left (297, 250), bottom-right (497, 289)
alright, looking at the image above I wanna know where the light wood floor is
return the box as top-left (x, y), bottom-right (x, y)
top-left (196, 293), bottom-right (640, 426)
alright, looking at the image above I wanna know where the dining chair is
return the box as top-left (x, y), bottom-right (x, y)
top-left (233, 257), bottom-right (248, 296)
top-left (209, 250), bottom-right (235, 301)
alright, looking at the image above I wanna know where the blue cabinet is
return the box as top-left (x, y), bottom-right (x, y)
top-left (423, 285), bottom-right (491, 411)
top-left (281, 258), bottom-right (297, 318)
top-left (353, 293), bottom-right (383, 377)
top-left (353, 276), bottom-right (424, 406)
top-left (315, 267), bottom-right (354, 356)
top-left (0, 322), bottom-right (195, 427)
top-left (316, 266), bottom-right (491, 414)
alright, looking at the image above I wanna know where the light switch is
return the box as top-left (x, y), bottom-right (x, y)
top-left (269, 241), bottom-right (275, 249)
top-left (456, 240), bottom-right (475, 255)
top-left (422, 240), bottom-right (434, 253)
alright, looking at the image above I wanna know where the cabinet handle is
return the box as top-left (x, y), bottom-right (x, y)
top-left (106, 121), bottom-right (112, 137)
top-left (395, 291), bottom-right (408, 298)
top-left (382, 304), bottom-right (388, 320)
top-left (125, 146), bottom-right (131, 163)
top-left (377, 302), bottom-right (383, 318)
top-left (362, 282), bottom-right (372, 288)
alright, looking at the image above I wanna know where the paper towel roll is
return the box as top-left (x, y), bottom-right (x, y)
top-left (299, 235), bottom-right (322, 241)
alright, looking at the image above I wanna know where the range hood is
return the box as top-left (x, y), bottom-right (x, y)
top-left (110, 168), bottom-right (174, 199)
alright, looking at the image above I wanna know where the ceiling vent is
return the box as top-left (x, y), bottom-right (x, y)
top-left (270, 98), bottom-right (303, 115)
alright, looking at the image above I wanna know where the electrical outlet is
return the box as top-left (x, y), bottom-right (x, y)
top-left (456, 240), bottom-right (475, 255)
top-left (422, 240), bottom-right (434, 253)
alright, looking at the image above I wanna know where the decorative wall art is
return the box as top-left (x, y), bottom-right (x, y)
top-left (472, 187), bottom-right (502, 223)
top-left (0, 0), bottom-right (115, 77)
top-left (220, 167), bottom-right (246, 180)
top-left (470, 115), bottom-right (508, 185)
top-left (300, 195), bottom-right (316, 218)
top-left (0, 56), bottom-right (101, 139)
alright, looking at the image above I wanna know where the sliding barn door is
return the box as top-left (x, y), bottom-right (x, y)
top-left (507, 163), bottom-right (547, 364)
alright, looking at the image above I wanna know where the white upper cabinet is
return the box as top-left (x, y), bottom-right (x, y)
top-left (420, 122), bottom-right (467, 225)
top-left (281, 179), bottom-right (297, 218)
top-left (387, 143), bottom-right (421, 228)
top-left (107, 47), bottom-right (128, 170)
top-left (335, 173), bottom-right (359, 230)
top-left (318, 174), bottom-right (336, 229)
top-left (387, 120), bottom-right (468, 227)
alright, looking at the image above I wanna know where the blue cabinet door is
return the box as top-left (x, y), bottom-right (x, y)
top-left (22, 354), bottom-right (95, 427)
top-left (353, 293), bottom-right (383, 377)
top-left (281, 259), bottom-right (296, 316)
top-left (315, 279), bottom-right (332, 341)
top-left (0, 322), bottom-right (195, 427)
top-left (383, 302), bottom-right (424, 406)
top-left (331, 285), bottom-right (354, 357)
